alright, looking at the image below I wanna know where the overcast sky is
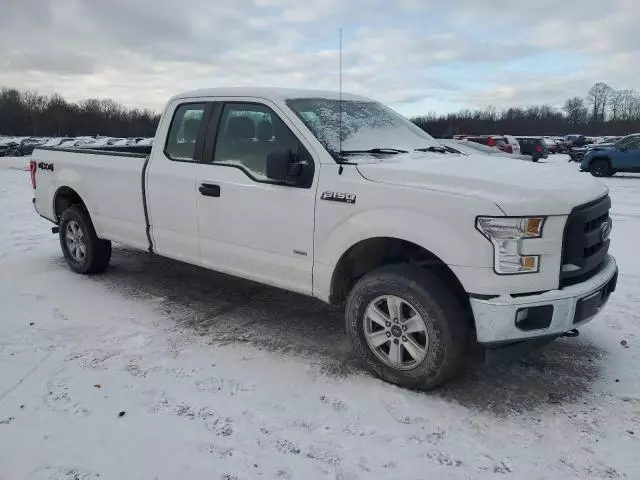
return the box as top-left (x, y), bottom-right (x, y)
top-left (1, 0), bottom-right (638, 116)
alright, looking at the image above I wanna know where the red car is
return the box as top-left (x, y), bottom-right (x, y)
top-left (465, 136), bottom-right (512, 153)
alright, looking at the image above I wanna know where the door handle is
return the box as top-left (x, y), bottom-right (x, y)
top-left (199, 183), bottom-right (220, 197)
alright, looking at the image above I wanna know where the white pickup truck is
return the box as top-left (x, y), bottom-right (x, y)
top-left (31, 88), bottom-right (618, 389)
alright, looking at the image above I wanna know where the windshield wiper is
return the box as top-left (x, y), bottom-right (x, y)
top-left (340, 148), bottom-right (409, 155)
top-left (414, 146), bottom-right (451, 154)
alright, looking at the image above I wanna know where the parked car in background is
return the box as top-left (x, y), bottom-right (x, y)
top-left (440, 139), bottom-right (532, 160)
top-left (565, 134), bottom-right (589, 148)
top-left (466, 135), bottom-right (510, 152)
top-left (550, 137), bottom-right (568, 153)
top-left (16, 137), bottom-right (46, 156)
top-left (569, 146), bottom-right (589, 163)
top-left (580, 133), bottom-right (640, 176)
top-left (78, 137), bottom-right (127, 148)
top-left (502, 135), bottom-right (521, 154)
top-left (59, 137), bottom-right (96, 148)
top-left (516, 137), bottom-right (548, 161)
top-left (542, 137), bottom-right (558, 154)
top-left (0, 138), bottom-right (20, 156)
top-left (42, 137), bottom-right (74, 147)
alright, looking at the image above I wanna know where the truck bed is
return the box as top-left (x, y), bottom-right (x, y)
top-left (32, 146), bottom-right (151, 252)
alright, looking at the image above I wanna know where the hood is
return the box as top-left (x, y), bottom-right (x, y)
top-left (356, 152), bottom-right (608, 216)
top-left (590, 143), bottom-right (614, 151)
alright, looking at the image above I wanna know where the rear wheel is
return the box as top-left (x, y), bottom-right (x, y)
top-left (59, 206), bottom-right (111, 274)
top-left (345, 265), bottom-right (469, 390)
top-left (589, 159), bottom-right (611, 177)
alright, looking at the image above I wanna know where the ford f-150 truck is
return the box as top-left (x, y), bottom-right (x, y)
top-left (30, 88), bottom-right (618, 390)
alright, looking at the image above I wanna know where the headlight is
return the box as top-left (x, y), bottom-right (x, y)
top-left (476, 217), bottom-right (545, 274)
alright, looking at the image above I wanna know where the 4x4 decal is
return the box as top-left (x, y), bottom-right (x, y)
top-left (38, 162), bottom-right (54, 172)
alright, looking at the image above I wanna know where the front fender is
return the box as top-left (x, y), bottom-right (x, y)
top-left (315, 207), bottom-right (495, 270)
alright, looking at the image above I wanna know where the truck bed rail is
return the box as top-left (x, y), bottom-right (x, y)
top-left (35, 145), bottom-right (150, 158)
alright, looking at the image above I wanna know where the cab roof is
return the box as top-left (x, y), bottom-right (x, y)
top-left (169, 87), bottom-right (371, 103)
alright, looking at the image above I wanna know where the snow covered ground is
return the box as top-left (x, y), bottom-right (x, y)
top-left (1, 154), bottom-right (639, 479)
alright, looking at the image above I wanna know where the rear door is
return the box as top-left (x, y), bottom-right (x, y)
top-left (195, 99), bottom-right (318, 295)
top-left (146, 100), bottom-right (212, 264)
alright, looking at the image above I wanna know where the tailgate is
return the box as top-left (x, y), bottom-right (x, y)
top-left (31, 150), bottom-right (57, 222)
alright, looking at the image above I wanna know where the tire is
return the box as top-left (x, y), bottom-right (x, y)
top-left (589, 159), bottom-right (611, 177)
top-left (532, 158), bottom-right (539, 162)
top-left (59, 205), bottom-right (112, 274)
top-left (345, 264), bottom-right (469, 390)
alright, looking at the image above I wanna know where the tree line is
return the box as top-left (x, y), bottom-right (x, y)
top-left (2, 82), bottom-right (640, 140)
top-left (412, 83), bottom-right (640, 138)
top-left (0, 87), bottom-right (160, 138)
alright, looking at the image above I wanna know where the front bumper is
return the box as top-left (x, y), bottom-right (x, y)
top-left (470, 255), bottom-right (618, 344)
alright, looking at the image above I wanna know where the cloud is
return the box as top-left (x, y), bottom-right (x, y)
top-left (0, 0), bottom-right (637, 115)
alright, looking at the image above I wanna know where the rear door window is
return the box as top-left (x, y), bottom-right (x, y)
top-left (165, 103), bottom-right (207, 162)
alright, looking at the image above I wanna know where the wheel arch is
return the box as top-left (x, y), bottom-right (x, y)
top-left (588, 155), bottom-right (612, 169)
top-left (53, 186), bottom-right (88, 223)
top-left (328, 236), bottom-right (473, 329)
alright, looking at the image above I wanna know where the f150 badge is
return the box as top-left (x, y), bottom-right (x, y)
top-left (321, 191), bottom-right (356, 204)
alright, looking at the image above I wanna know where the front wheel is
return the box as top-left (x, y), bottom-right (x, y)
top-left (345, 265), bottom-right (469, 390)
top-left (59, 206), bottom-right (112, 274)
top-left (589, 159), bottom-right (611, 177)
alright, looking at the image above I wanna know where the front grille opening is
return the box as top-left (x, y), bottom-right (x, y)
top-left (584, 242), bottom-right (604, 258)
top-left (560, 195), bottom-right (611, 288)
top-left (585, 213), bottom-right (608, 233)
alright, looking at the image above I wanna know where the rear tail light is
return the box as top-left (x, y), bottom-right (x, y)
top-left (29, 160), bottom-right (37, 189)
top-left (536, 144), bottom-right (543, 153)
top-left (505, 145), bottom-right (513, 153)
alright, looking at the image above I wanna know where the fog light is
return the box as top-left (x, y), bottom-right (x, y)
top-left (516, 308), bottom-right (529, 323)
top-left (515, 305), bottom-right (553, 331)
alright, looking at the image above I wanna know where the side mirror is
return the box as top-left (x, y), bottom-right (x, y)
top-left (266, 147), bottom-right (313, 187)
top-left (267, 149), bottom-right (300, 184)
top-left (266, 149), bottom-right (295, 183)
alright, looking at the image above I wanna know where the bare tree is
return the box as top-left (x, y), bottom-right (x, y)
top-left (563, 97), bottom-right (588, 126)
top-left (608, 89), bottom-right (626, 123)
top-left (617, 89), bottom-right (639, 121)
top-left (22, 90), bottom-right (48, 135)
top-left (587, 82), bottom-right (613, 123)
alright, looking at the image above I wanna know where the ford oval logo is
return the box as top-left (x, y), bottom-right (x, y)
top-left (600, 219), bottom-right (612, 242)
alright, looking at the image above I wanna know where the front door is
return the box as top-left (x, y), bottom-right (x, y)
top-left (612, 136), bottom-right (640, 171)
top-left (196, 100), bottom-right (318, 295)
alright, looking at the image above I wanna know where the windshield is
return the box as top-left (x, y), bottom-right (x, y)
top-left (615, 135), bottom-right (639, 149)
top-left (285, 98), bottom-right (439, 159)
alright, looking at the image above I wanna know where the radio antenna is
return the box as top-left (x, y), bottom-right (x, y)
top-left (338, 27), bottom-right (344, 174)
